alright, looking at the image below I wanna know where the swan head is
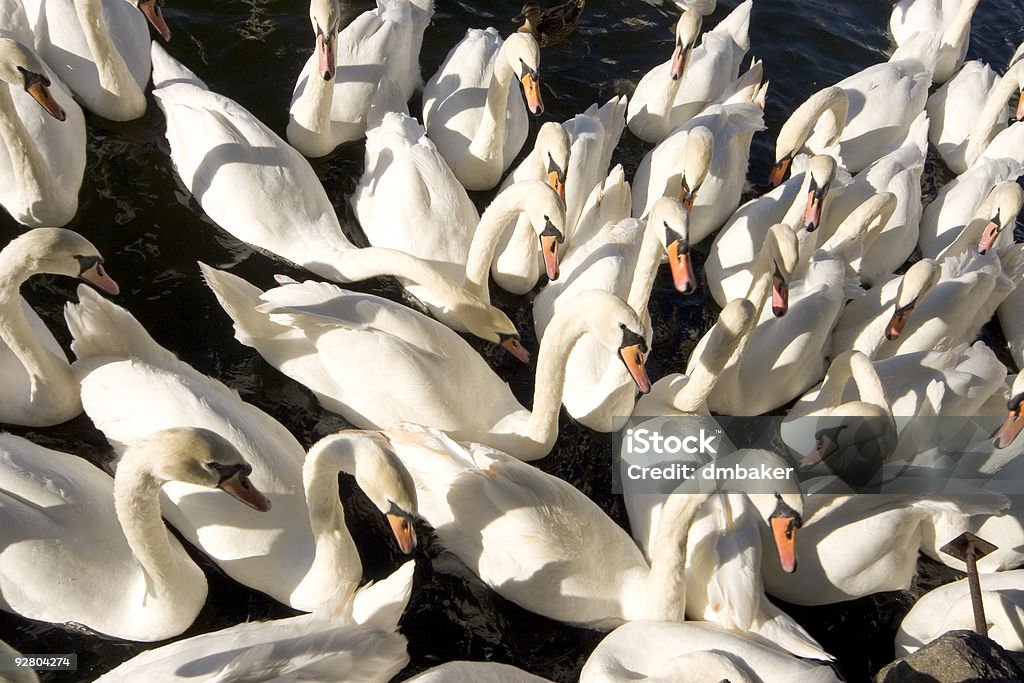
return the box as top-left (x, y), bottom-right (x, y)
top-left (573, 290), bottom-right (651, 394)
top-left (770, 86), bottom-right (848, 187)
top-left (798, 403), bottom-right (897, 488)
top-left (678, 126), bottom-right (714, 211)
top-left (977, 182), bottom-right (1023, 255)
top-left (885, 259), bottom-right (940, 340)
top-left (536, 122), bottom-right (570, 203)
top-left (0, 39), bottom-right (65, 121)
top-left (649, 197), bottom-right (697, 294)
top-left (510, 179), bottom-right (566, 282)
top-left (8, 228), bottom-right (120, 294)
top-left (308, 0), bottom-right (341, 80)
top-left (503, 33), bottom-right (544, 115)
top-left (348, 433), bottom-right (419, 554)
top-left (993, 374), bottom-right (1024, 449)
top-left (131, 427), bottom-right (271, 512)
top-left (671, 11), bottom-right (703, 80)
top-left (763, 224), bottom-right (800, 317)
top-left (801, 155), bottom-right (837, 232)
top-left (467, 302), bottom-right (532, 363)
top-left (134, 0), bottom-right (172, 42)
top-left (823, 192), bottom-right (897, 265)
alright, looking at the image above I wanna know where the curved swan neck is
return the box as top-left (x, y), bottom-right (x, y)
top-left (0, 85), bottom-right (62, 211)
top-left (972, 70), bottom-right (1022, 155)
top-left (849, 352), bottom-right (889, 412)
top-left (73, 0), bottom-right (144, 110)
top-left (941, 0), bottom-right (981, 49)
top-left (648, 63), bottom-right (685, 123)
top-left (337, 247), bottom-right (469, 307)
top-left (302, 434), bottom-right (362, 580)
top-left (626, 220), bottom-right (667, 315)
top-left (468, 42), bottom-right (516, 164)
top-left (815, 353), bottom-right (856, 410)
top-left (291, 59), bottom-right (336, 137)
top-left (464, 187), bottom-right (534, 300)
top-left (673, 325), bottom-right (738, 412)
top-left (113, 448), bottom-right (188, 598)
top-left (638, 491), bottom-right (710, 621)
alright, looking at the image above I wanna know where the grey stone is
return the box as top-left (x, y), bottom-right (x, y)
top-left (876, 630), bottom-right (1024, 682)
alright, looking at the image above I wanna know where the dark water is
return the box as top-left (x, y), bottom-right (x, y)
top-left (3, 0), bottom-right (1024, 681)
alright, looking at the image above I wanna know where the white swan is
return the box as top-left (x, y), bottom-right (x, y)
top-left (64, 285), bottom-right (420, 611)
top-left (202, 267), bottom-right (651, 461)
top-left (926, 56), bottom-right (1024, 174)
top-left (896, 569), bottom-right (1024, 657)
top-left (889, 0), bottom-right (982, 84)
top-left (287, 0), bottom-right (433, 157)
top-left (998, 277), bottom-right (1024, 371)
top-left (530, 198), bottom-right (689, 432)
top-left (350, 110), bottom-right (566, 310)
top-left (405, 662), bottom-right (552, 682)
top-left (384, 423), bottom-right (708, 629)
top-left (706, 155), bottom-right (839, 307)
top-left (768, 87), bottom-right (848, 186)
top-left (0, 428), bottom-right (270, 641)
top-left (626, 1), bottom-right (753, 144)
top-left (0, 228), bottom-right (118, 427)
top-left (422, 29), bottom-right (543, 190)
top-left (151, 44), bottom-right (518, 346)
top-left (94, 563), bottom-right (413, 682)
top-left (24, 0), bottom-right (169, 120)
top-left (0, 24), bottom-right (84, 228)
top-left (579, 621), bottom-right (842, 683)
top-left (918, 157), bottom-right (1023, 259)
top-left (632, 100), bottom-right (766, 244)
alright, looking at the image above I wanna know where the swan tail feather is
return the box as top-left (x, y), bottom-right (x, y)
top-left (64, 286), bottom-right (180, 367)
top-left (754, 609), bottom-right (835, 661)
top-left (351, 560), bottom-right (415, 630)
top-left (199, 262), bottom-right (291, 348)
top-left (150, 42), bottom-right (206, 90)
top-left (595, 95), bottom-right (628, 171)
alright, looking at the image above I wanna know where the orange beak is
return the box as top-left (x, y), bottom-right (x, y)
top-left (521, 72), bottom-right (544, 115)
top-left (885, 309), bottom-right (910, 340)
top-left (80, 262), bottom-right (120, 295)
top-left (978, 219), bottom-right (1000, 255)
top-left (547, 169), bottom-right (566, 204)
top-left (678, 180), bottom-right (696, 212)
top-left (771, 271), bottom-right (788, 317)
top-left (218, 471), bottom-right (271, 512)
top-left (667, 240), bottom-right (697, 294)
top-left (1016, 90), bottom-right (1024, 121)
top-left (770, 515), bottom-right (800, 573)
top-left (670, 42), bottom-right (691, 81)
top-left (994, 410), bottom-right (1024, 449)
top-left (26, 80), bottom-right (65, 121)
top-left (768, 156), bottom-right (792, 189)
top-left (804, 190), bottom-right (823, 232)
top-left (139, 0), bottom-right (171, 41)
top-left (317, 33), bottom-right (335, 81)
top-left (540, 233), bottom-right (560, 281)
top-left (500, 335), bottom-right (531, 363)
top-left (387, 513), bottom-right (418, 554)
top-left (618, 343), bottom-right (651, 394)
top-left (800, 433), bottom-right (835, 469)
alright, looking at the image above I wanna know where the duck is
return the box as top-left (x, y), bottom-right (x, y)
top-left (64, 286), bottom-right (419, 611)
top-left (889, 0), bottom-right (982, 85)
top-left (579, 620), bottom-right (842, 683)
top-left (0, 428), bottom-right (270, 641)
top-left (93, 563), bottom-right (413, 681)
top-left (531, 198), bottom-right (691, 432)
top-left (705, 155), bottom-right (839, 307)
top-left (151, 44), bottom-right (519, 348)
top-left (926, 54), bottom-right (1024, 174)
top-left (515, 0), bottom-right (585, 49)
top-left (632, 99), bottom-right (766, 244)
top-left (422, 29), bottom-right (543, 190)
top-left (0, 25), bottom-right (84, 228)
top-left (896, 569), bottom-right (1024, 657)
top-left (350, 111), bottom-right (566, 311)
top-left (918, 159), bottom-right (1024, 259)
top-left (384, 423), bottom-right (712, 629)
top-left (625, 1), bottom-right (754, 144)
top-left (287, 0), bottom-right (434, 157)
top-left (202, 267), bottom-right (651, 461)
top-left (24, 0), bottom-right (170, 120)
top-left (407, 661), bottom-right (553, 682)
top-left (0, 228), bottom-right (118, 427)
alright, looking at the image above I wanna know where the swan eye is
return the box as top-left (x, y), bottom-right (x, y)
top-left (17, 66), bottom-right (50, 91)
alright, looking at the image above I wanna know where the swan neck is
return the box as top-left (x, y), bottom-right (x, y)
top-left (523, 310), bottom-right (587, 454)
top-left (641, 492), bottom-right (709, 620)
top-left (292, 60), bottom-right (335, 136)
top-left (850, 353), bottom-right (889, 411)
top-left (338, 247), bottom-right (476, 310)
top-left (626, 221), bottom-right (666, 314)
top-left (815, 353), bottom-right (855, 410)
top-left (303, 435), bottom-right (363, 582)
top-left (0, 254), bottom-right (70, 392)
top-left (974, 74), bottom-right (1020, 149)
top-left (74, 0), bottom-right (143, 104)
top-left (648, 63), bottom-right (684, 123)
top-left (464, 190), bottom-right (529, 299)
top-left (941, 0), bottom-right (980, 49)
top-left (468, 47), bottom-right (515, 163)
top-left (0, 85), bottom-right (61, 206)
top-left (672, 349), bottom-right (723, 413)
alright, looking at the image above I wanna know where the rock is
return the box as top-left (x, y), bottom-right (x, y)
top-left (876, 630), bottom-right (1024, 682)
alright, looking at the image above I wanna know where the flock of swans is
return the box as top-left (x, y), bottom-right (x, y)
top-left (2, 0), bottom-right (1024, 680)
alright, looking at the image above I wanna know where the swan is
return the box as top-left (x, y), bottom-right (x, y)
top-left (998, 277), bottom-right (1024, 370)
top-left (632, 100), bottom-right (766, 244)
top-left (151, 44), bottom-right (519, 347)
top-left (93, 563), bottom-right (413, 681)
top-left (201, 266), bottom-right (651, 461)
top-left (64, 286), bottom-right (419, 611)
top-left (384, 422), bottom-right (709, 629)
top-left (829, 258), bottom-right (941, 359)
top-left (697, 195), bottom-right (894, 416)
top-left (0, 428), bottom-right (270, 641)
top-left (625, 0), bottom-right (753, 144)
top-left (564, 163), bottom-right (633, 257)
top-left (896, 569), bottom-right (1024, 657)
top-left (0, 27), bottom-right (84, 228)
top-left (530, 198), bottom-right (690, 432)
top-left (0, 228), bottom-right (118, 427)
top-left (492, 96), bottom-right (627, 293)
top-left (350, 110), bottom-right (566, 310)
top-left (287, 0), bottom-right (433, 157)
top-left (706, 155), bottom-right (839, 307)
top-left (579, 621), bottom-right (842, 683)
top-left (24, 0), bottom-right (169, 120)
top-left (422, 29), bottom-right (543, 190)
top-left (768, 87), bottom-right (848, 186)
top-left (622, 448), bottom-right (830, 660)
top-left (889, 0), bottom-right (982, 84)
top-left (926, 56), bottom-right (1024, 174)
top-left (406, 662), bottom-right (552, 682)
top-left (918, 157), bottom-right (1024, 259)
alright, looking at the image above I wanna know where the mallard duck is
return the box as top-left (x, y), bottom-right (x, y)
top-left (515, 0), bottom-right (585, 49)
